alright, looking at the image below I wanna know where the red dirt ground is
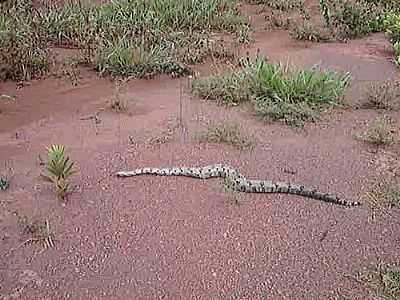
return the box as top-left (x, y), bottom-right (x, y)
top-left (1, 3), bottom-right (400, 300)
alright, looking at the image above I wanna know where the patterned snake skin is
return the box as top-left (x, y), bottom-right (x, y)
top-left (115, 164), bottom-right (361, 207)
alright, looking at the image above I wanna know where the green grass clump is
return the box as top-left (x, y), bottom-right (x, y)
top-left (251, 60), bottom-right (349, 125)
top-left (196, 121), bottom-right (255, 150)
top-left (192, 57), bottom-right (349, 126)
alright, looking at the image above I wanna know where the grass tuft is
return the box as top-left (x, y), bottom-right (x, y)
top-left (191, 69), bottom-right (253, 104)
top-left (109, 78), bottom-right (130, 113)
top-left (362, 81), bottom-right (400, 110)
top-left (290, 22), bottom-right (330, 42)
top-left (16, 213), bottom-right (55, 249)
top-left (356, 116), bottom-right (396, 146)
top-left (196, 121), bottom-right (255, 150)
top-left (366, 180), bottom-right (400, 208)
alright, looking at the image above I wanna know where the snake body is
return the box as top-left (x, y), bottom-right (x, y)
top-left (116, 164), bottom-right (361, 207)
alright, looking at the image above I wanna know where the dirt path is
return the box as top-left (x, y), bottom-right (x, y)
top-left (1, 9), bottom-right (400, 300)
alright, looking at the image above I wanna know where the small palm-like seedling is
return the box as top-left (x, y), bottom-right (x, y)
top-left (41, 145), bottom-right (76, 200)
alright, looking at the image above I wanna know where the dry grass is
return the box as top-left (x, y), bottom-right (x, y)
top-left (196, 121), bottom-right (255, 150)
top-left (362, 81), bottom-right (400, 111)
top-left (109, 78), bottom-right (130, 113)
top-left (16, 213), bottom-right (55, 249)
top-left (361, 264), bottom-right (400, 300)
top-left (366, 179), bottom-right (400, 209)
top-left (356, 117), bottom-right (397, 146)
top-left (290, 21), bottom-right (330, 42)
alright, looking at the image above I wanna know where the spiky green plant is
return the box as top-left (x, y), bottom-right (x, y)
top-left (41, 145), bottom-right (75, 200)
top-left (0, 177), bottom-right (9, 190)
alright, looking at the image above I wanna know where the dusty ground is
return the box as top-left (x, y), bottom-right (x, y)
top-left (1, 3), bottom-right (400, 300)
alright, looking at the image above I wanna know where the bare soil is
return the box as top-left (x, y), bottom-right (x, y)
top-left (1, 3), bottom-right (400, 300)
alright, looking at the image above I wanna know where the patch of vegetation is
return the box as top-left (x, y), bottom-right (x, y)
top-left (41, 144), bottom-right (76, 201)
top-left (59, 57), bottom-right (81, 86)
top-left (290, 21), bottom-right (330, 42)
top-left (320, 0), bottom-right (386, 39)
top-left (362, 264), bottom-right (400, 300)
top-left (384, 12), bottom-right (400, 65)
top-left (192, 57), bottom-right (350, 126)
top-left (16, 213), bottom-right (55, 249)
top-left (356, 117), bottom-right (396, 146)
top-left (264, 11), bottom-right (292, 30)
top-left (362, 81), bottom-right (400, 110)
top-left (94, 38), bottom-right (190, 78)
top-left (196, 121), bottom-right (255, 150)
top-left (0, 0), bottom-right (248, 80)
top-left (246, 0), bottom-right (304, 11)
top-left (0, 0), bottom-right (50, 81)
top-left (39, 0), bottom-right (246, 75)
top-left (366, 179), bottom-right (400, 208)
top-left (192, 68), bottom-right (253, 104)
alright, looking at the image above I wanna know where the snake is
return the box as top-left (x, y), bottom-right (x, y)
top-left (115, 164), bottom-right (361, 207)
